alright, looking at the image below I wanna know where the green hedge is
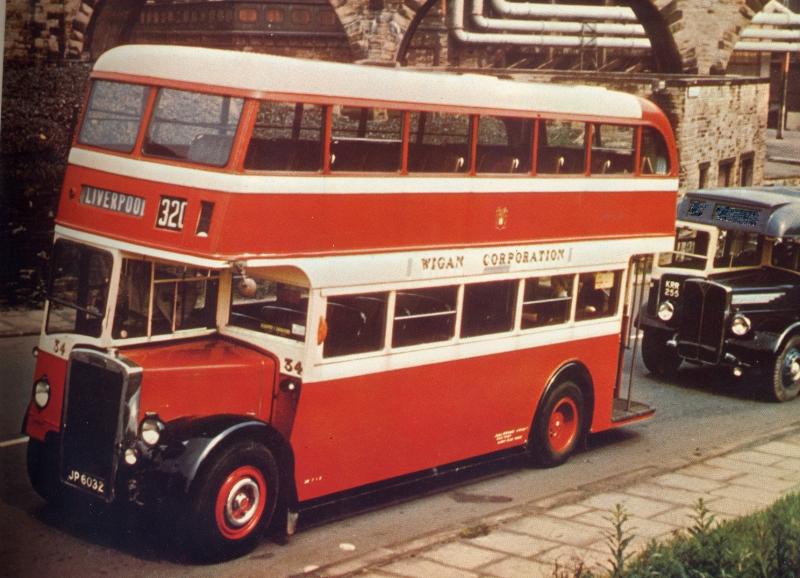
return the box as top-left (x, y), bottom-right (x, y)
top-left (598, 493), bottom-right (800, 578)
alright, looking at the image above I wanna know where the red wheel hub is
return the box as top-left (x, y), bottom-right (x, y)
top-left (215, 465), bottom-right (267, 540)
top-left (547, 397), bottom-right (579, 454)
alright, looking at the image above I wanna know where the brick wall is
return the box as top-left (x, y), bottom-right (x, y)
top-left (654, 79), bottom-right (768, 190)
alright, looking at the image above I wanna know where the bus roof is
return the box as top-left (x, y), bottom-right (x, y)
top-left (94, 45), bottom-right (644, 120)
top-left (678, 186), bottom-right (800, 238)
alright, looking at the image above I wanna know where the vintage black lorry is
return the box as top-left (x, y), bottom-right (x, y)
top-left (640, 186), bottom-right (800, 402)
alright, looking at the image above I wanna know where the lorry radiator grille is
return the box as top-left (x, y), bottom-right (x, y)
top-left (677, 280), bottom-right (728, 364)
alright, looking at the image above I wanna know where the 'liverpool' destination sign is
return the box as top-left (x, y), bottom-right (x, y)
top-left (80, 185), bottom-right (146, 218)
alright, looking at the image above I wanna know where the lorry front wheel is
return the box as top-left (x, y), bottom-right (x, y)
top-left (641, 328), bottom-right (681, 378)
top-left (768, 336), bottom-right (800, 402)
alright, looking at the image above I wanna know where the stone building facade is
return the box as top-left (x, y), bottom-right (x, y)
top-left (0, 0), bottom-right (782, 305)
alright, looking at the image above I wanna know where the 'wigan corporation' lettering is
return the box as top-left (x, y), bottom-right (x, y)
top-left (421, 255), bottom-right (465, 271)
top-left (483, 248), bottom-right (567, 267)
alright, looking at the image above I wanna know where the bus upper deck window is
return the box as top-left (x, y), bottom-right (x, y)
top-left (641, 127), bottom-right (670, 175)
top-left (408, 112), bottom-right (470, 173)
top-left (244, 101), bottom-right (323, 171)
top-left (538, 120), bottom-right (587, 175)
top-left (591, 124), bottom-right (635, 175)
top-left (476, 116), bottom-right (532, 174)
top-left (78, 80), bottom-right (148, 153)
top-left (330, 106), bottom-right (401, 172)
top-left (143, 88), bottom-right (243, 167)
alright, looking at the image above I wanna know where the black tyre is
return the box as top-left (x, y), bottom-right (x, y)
top-left (185, 440), bottom-right (279, 561)
top-left (529, 381), bottom-right (585, 468)
top-left (767, 336), bottom-right (800, 403)
top-left (641, 328), bottom-right (681, 378)
top-left (27, 437), bottom-right (63, 504)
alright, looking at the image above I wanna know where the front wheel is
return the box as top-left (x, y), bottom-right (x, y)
top-left (27, 436), bottom-right (63, 505)
top-left (529, 381), bottom-right (585, 468)
top-left (767, 336), bottom-right (800, 402)
top-left (185, 441), bottom-right (279, 561)
top-left (641, 328), bottom-right (681, 378)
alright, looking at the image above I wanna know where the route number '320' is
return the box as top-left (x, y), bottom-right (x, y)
top-left (156, 196), bottom-right (187, 231)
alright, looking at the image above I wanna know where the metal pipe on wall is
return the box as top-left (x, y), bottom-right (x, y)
top-left (451, 0), bottom-right (650, 49)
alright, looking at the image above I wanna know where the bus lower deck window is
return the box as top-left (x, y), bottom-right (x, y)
top-left (461, 280), bottom-right (518, 337)
top-left (575, 271), bottom-right (621, 321)
top-left (324, 293), bottom-right (388, 357)
top-left (392, 286), bottom-right (458, 348)
top-left (113, 260), bottom-right (219, 338)
top-left (522, 274), bottom-right (575, 329)
top-left (229, 277), bottom-right (309, 341)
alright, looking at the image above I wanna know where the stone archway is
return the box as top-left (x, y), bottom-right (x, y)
top-left (59, 0), bottom-right (772, 68)
top-left (394, 0), bottom-right (774, 72)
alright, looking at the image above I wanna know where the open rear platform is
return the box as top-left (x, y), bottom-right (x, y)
top-left (612, 398), bottom-right (655, 423)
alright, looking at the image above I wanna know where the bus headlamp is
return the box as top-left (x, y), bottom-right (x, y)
top-left (140, 415), bottom-right (165, 446)
top-left (34, 377), bottom-right (51, 409)
top-left (657, 301), bottom-right (675, 322)
top-left (731, 314), bottom-right (751, 337)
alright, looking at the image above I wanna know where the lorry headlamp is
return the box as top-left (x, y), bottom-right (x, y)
top-left (34, 377), bottom-right (51, 409)
top-left (140, 415), bottom-right (165, 446)
top-left (731, 314), bottom-right (752, 337)
top-left (657, 301), bottom-right (675, 322)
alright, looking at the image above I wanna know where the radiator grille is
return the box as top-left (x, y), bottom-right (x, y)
top-left (60, 354), bottom-right (126, 499)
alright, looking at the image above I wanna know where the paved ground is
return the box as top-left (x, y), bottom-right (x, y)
top-left (765, 128), bottom-right (800, 183)
top-left (311, 426), bottom-right (800, 577)
top-left (2, 142), bottom-right (800, 575)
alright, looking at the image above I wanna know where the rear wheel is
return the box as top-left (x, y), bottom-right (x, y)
top-left (186, 441), bottom-right (279, 561)
top-left (529, 381), bottom-right (585, 467)
top-left (767, 336), bottom-right (800, 402)
top-left (641, 328), bottom-right (681, 378)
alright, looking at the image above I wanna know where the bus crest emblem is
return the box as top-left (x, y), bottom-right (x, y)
top-left (496, 207), bottom-right (509, 230)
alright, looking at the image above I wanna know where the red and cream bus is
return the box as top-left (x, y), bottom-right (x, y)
top-left (23, 45), bottom-right (678, 559)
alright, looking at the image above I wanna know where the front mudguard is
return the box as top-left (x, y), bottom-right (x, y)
top-left (130, 415), bottom-right (294, 509)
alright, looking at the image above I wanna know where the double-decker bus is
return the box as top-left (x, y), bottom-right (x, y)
top-left (22, 45), bottom-right (678, 560)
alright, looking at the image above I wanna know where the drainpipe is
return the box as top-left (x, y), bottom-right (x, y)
top-left (741, 28), bottom-right (800, 40)
top-left (778, 51), bottom-right (790, 139)
top-left (486, 1), bottom-right (637, 21)
top-left (470, 0), bottom-right (646, 36)
top-left (450, 0), bottom-right (650, 49)
top-left (753, 12), bottom-right (800, 26)
top-left (735, 41), bottom-right (800, 52)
